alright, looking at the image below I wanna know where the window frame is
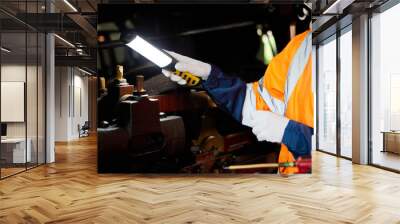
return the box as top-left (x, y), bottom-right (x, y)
top-left (368, 0), bottom-right (400, 173)
top-left (315, 24), bottom-right (353, 161)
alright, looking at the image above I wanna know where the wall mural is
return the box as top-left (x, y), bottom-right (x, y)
top-left (97, 4), bottom-right (313, 174)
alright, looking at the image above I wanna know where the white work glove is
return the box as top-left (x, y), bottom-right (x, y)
top-left (247, 110), bottom-right (289, 143)
top-left (161, 50), bottom-right (212, 85)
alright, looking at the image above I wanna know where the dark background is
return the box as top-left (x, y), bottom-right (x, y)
top-left (97, 4), bottom-right (311, 84)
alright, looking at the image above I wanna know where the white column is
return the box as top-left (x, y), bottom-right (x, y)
top-left (45, 0), bottom-right (55, 163)
top-left (352, 14), bottom-right (369, 164)
top-left (46, 33), bottom-right (55, 163)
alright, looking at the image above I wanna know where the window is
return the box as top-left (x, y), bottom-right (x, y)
top-left (371, 2), bottom-right (400, 171)
top-left (317, 36), bottom-right (337, 154)
top-left (0, 1), bottom-right (46, 179)
top-left (390, 75), bottom-right (400, 130)
top-left (339, 28), bottom-right (352, 158)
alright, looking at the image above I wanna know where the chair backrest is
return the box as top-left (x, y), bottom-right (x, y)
top-left (82, 121), bottom-right (90, 130)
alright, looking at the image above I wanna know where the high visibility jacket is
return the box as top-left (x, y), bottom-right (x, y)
top-left (202, 30), bottom-right (313, 174)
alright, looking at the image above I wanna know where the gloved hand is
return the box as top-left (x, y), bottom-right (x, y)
top-left (247, 110), bottom-right (289, 143)
top-left (247, 110), bottom-right (312, 158)
top-left (161, 50), bottom-right (212, 85)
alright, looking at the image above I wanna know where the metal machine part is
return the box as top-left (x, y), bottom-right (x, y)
top-left (98, 66), bottom-right (279, 173)
top-left (134, 75), bottom-right (146, 95)
top-left (160, 116), bottom-right (186, 156)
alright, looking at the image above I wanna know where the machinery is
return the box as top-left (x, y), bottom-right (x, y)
top-left (97, 66), bottom-right (280, 173)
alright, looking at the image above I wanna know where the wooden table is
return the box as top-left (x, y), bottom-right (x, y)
top-left (381, 131), bottom-right (400, 154)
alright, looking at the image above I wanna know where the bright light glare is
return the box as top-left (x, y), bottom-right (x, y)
top-left (63, 0), bottom-right (78, 12)
top-left (126, 35), bottom-right (172, 68)
top-left (78, 67), bottom-right (92, 76)
top-left (1, 47), bottom-right (11, 53)
top-left (54, 34), bottom-right (75, 48)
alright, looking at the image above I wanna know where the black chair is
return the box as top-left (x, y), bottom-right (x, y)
top-left (78, 121), bottom-right (90, 138)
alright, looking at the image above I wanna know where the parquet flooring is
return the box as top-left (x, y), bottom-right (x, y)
top-left (1, 135), bottom-right (400, 223)
top-left (1, 167), bottom-right (26, 178)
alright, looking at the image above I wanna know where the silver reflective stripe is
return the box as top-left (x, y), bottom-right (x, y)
top-left (258, 76), bottom-right (264, 90)
top-left (271, 96), bottom-right (285, 115)
top-left (283, 32), bottom-right (312, 110)
top-left (258, 84), bottom-right (285, 116)
top-left (257, 72), bottom-right (285, 115)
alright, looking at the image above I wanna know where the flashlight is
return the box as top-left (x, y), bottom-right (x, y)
top-left (126, 35), bottom-right (201, 86)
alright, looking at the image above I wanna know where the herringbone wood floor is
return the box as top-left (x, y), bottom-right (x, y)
top-left (1, 135), bottom-right (400, 224)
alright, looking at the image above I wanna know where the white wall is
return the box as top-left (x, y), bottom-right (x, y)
top-left (1, 63), bottom-right (46, 164)
top-left (72, 73), bottom-right (89, 138)
top-left (1, 65), bottom-right (41, 138)
top-left (1, 65), bottom-right (25, 129)
top-left (1, 65), bottom-right (26, 139)
top-left (55, 66), bottom-right (89, 141)
top-left (55, 66), bottom-right (69, 141)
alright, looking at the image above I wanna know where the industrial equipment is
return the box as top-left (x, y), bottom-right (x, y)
top-left (97, 65), bottom-right (278, 173)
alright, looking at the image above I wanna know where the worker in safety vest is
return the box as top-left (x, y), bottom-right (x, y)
top-left (162, 30), bottom-right (313, 174)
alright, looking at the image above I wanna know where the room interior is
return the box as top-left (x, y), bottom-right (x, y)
top-left (1, 0), bottom-right (400, 223)
top-left (0, 30), bottom-right (46, 177)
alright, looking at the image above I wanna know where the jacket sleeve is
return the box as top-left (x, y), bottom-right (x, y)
top-left (202, 65), bottom-right (247, 122)
top-left (202, 65), bottom-right (313, 158)
top-left (282, 120), bottom-right (313, 158)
